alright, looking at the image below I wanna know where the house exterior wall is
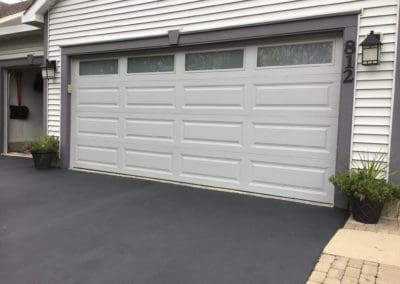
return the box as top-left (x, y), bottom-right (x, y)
top-left (46, 0), bottom-right (399, 171)
top-left (0, 35), bottom-right (43, 60)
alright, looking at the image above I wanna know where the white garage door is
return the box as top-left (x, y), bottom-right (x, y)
top-left (71, 35), bottom-right (342, 204)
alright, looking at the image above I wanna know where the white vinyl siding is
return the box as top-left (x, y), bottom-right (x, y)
top-left (46, 0), bottom-right (399, 169)
top-left (0, 35), bottom-right (43, 60)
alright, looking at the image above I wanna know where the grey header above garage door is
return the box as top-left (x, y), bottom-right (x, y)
top-left (60, 13), bottom-right (358, 207)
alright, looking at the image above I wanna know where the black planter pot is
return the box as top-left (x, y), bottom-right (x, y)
top-left (350, 195), bottom-right (384, 224)
top-left (31, 152), bottom-right (54, 169)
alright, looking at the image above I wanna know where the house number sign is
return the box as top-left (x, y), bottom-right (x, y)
top-left (343, 40), bottom-right (356, 83)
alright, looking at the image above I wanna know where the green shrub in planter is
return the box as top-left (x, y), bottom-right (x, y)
top-left (329, 153), bottom-right (400, 224)
top-left (27, 136), bottom-right (59, 169)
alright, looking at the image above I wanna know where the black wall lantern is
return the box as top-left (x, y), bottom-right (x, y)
top-left (360, 31), bottom-right (382, 66)
top-left (41, 60), bottom-right (57, 79)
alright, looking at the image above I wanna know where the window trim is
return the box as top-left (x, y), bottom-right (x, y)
top-left (184, 48), bottom-right (246, 73)
top-left (255, 39), bottom-right (336, 69)
top-left (78, 58), bottom-right (120, 76)
top-left (126, 54), bottom-right (176, 75)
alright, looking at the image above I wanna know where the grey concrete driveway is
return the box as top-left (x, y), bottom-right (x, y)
top-left (0, 157), bottom-right (347, 284)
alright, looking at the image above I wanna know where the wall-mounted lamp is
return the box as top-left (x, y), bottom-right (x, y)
top-left (360, 31), bottom-right (382, 66)
top-left (41, 60), bottom-right (57, 79)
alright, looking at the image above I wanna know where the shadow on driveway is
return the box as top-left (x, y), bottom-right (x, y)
top-left (0, 157), bottom-right (348, 284)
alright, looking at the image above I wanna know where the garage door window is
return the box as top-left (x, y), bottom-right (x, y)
top-left (257, 41), bottom-right (333, 67)
top-left (128, 55), bottom-right (174, 73)
top-left (79, 59), bottom-right (118, 75)
top-left (185, 49), bottom-right (244, 71)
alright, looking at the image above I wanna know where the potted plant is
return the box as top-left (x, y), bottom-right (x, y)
top-left (27, 136), bottom-right (59, 169)
top-left (329, 153), bottom-right (400, 224)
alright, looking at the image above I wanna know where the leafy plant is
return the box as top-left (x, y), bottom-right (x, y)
top-left (28, 136), bottom-right (59, 155)
top-left (329, 152), bottom-right (400, 203)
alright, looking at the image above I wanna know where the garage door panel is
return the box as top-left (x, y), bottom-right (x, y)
top-left (249, 161), bottom-right (327, 191)
top-left (248, 109), bottom-right (339, 119)
top-left (180, 71), bottom-right (248, 80)
top-left (250, 123), bottom-right (330, 151)
top-left (77, 117), bottom-right (119, 138)
top-left (254, 83), bottom-right (332, 107)
top-left (182, 120), bottom-right (243, 147)
top-left (124, 118), bottom-right (174, 143)
top-left (74, 110), bottom-right (339, 120)
top-left (75, 145), bottom-right (119, 169)
top-left (179, 154), bottom-right (241, 184)
top-left (123, 149), bottom-right (174, 176)
top-left (125, 73), bottom-right (179, 81)
top-left (125, 86), bottom-right (176, 108)
top-left (77, 87), bottom-right (120, 108)
top-left (247, 181), bottom-right (329, 203)
top-left (176, 147), bottom-right (333, 169)
top-left (74, 137), bottom-right (119, 150)
top-left (71, 36), bottom-right (342, 204)
top-left (75, 77), bottom-right (125, 85)
top-left (182, 84), bottom-right (245, 109)
top-left (75, 137), bottom-right (174, 153)
top-left (176, 141), bottom-right (333, 163)
top-left (248, 116), bottom-right (338, 127)
top-left (251, 68), bottom-right (341, 79)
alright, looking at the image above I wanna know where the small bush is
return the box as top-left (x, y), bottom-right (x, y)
top-left (329, 152), bottom-right (400, 203)
top-left (28, 136), bottom-right (59, 155)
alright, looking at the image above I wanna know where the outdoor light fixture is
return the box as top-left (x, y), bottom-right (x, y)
top-left (360, 31), bottom-right (382, 66)
top-left (41, 60), bottom-right (57, 79)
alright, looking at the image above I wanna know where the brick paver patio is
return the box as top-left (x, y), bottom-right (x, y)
top-left (307, 218), bottom-right (400, 284)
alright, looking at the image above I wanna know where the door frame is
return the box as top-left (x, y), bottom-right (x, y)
top-left (0, 56), bottom-right (45, 154)
top-left (60, 12), bottom-right (359, 207)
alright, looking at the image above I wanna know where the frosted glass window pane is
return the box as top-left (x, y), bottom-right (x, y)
top-left (128, 55), bottom-right (174, 73)
top-left (185, 50), bottom-right (244, 71)
top-left (257, 42), bottom-right (333, 67)
top-left (79, 59), bottom-right (118, 75)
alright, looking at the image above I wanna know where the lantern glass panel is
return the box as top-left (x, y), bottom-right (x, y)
top-left (364, 47), bottom-right (378, 61)
top-left (363, 46), bottom-right (379, 65)
top-left (47, 68), bottom-right (55, 79)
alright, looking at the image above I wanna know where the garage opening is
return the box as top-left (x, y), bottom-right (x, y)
top-left (70, 34), bottom-right (343, 204)
top-left (5, 67), bottom-right (44, 154)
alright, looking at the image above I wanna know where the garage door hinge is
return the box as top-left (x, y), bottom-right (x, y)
top-left (67, 84), bottom-right (72, 94)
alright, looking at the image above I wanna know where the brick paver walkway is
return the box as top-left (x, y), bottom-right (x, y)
top-left (307, 218), bottom-right (400, 284)
top-left (308, 253), bottom-right (400, 283)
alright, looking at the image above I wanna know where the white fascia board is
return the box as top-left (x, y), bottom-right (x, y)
top-left (21, 0), bottom-right (57, 25)
top-left (0, 24), bottom-right (40, 38)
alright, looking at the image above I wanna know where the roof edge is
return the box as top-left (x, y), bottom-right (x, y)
top-left (21, 0), bottom-right (57, 25)
top-left (0, 23), bottom-right (41, 39)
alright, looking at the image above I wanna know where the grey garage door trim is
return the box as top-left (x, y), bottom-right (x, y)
top-left (60, 12), bottom-right (359, 208)
top-left (0, 56), bottom-right (45, 154)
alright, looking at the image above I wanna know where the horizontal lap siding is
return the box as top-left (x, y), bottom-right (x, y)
top-left (0, 36), bottom-right (43, 60)
top-left (47, 0), bottom-right (399, 168)
top-left (353, 4), bottom-right (398, 166)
